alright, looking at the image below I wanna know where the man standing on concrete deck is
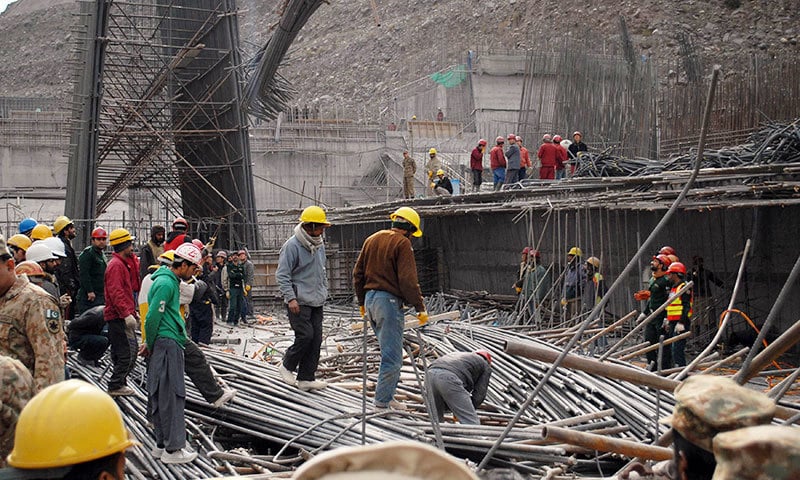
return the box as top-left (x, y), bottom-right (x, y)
top-left (537, 134), bottom-right (559, 180)
top-left (469, 139), bottom-right (486, 193)
top-left (489, 136), bottom-right (506, 191)
top-left (425, 350), bottom-right (492, 425)
top-left (634, 254), bottom-right (673, 371)
top-left (517, 136), bottom-right (531, 181)
top-left (353, 207), bottom-right (428, 410)
top-left (276, 206), bottom-right (331, 392)
top-left (402, 150), bottom-right (416, 199)
top-left (504, 134), bottom-right (521, 185)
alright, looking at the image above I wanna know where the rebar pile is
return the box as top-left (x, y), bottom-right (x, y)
top-left (572, 119), bottom-right (800, 178)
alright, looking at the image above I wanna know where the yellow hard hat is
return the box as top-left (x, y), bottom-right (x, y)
top-left (436, 169), bottom-right (445, 176)
top-left (158, 250), bottom-right (175, 264)
top-left (568, 246), bottom-right (582, 256)
top-left (586, 256), bottom-right (600, 269)
top-left (390, 206), bottom-right (423, 237)
top-left (108, 228), bottom-right (134, 246)
top-left (30, 224), bottom-right (53, 240)
top-left (299, 205), bottom-right (331, 226)
top-left (53, 215), bottom-right (73, 234)
top-left (7, 234), bottom-right (32, 252)
top-left (7, 379), bottom-right (138, 469)
top-left (429, 148), bottom-right (437, 155)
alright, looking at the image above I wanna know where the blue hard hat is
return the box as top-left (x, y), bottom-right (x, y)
top-left (18, 218), bottom-right (38, 234)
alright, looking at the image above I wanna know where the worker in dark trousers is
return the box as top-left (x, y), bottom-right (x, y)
top-left (635, 254), bottom-right (673, 371)
top-left (665, 261), bottom-right (693, 368)
top-left (67, 305), bottom-right (109, 367)
top-left (225, 254), bottom-right (245, 326)
top-left (425, 350), bottom-right (492, 425)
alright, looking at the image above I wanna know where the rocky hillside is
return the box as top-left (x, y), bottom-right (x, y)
top-left (1, 0), bottom-right (798, 117)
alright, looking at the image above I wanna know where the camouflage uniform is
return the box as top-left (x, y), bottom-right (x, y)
top-left (0, 355), bottom-right (34, 467)
top-left (660, 375), bottom-right (776, 452)
top-left (712, 425), bottom-right (800, 480)
top-left (0, 275), bottom-right (65, 393)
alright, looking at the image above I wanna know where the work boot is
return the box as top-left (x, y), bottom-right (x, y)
top-left (161, 448), bottom-right (198, 464)
top-left (278, 364), bottom-right (296, 386)
top-left (212, 388), bottom-right (236, 408)
top-left (108, 386), bottom-right (135, 396)
top-left (297, 380), bottom-right (328, 392)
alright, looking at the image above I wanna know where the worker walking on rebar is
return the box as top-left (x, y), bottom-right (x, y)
top-left (353, 207), bottom-right (428, 410)
top-left (276, 206), bottom-right (331, 392)
top-left (490, 136), bottom-right (506, 190)
top-left (469, 139), bottom-right (486, 193)
top-left (425, 350), bottom-right (492, 425)
top-left (665, 261), bottom-right (693, 368)
top-left (561, 247), bottom-right (586, 322)
top-left (634, 254), bottom-right (673, 371)
top-left (402, 150), bottom-right (416, 199)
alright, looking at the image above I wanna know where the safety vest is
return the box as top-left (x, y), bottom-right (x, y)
top-left (592, 272), bottom-right (603, 304)
top-left (666, 282), bottom-right (693, 322)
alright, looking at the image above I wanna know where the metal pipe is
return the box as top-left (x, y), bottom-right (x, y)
top-left (735, 318), bottom-right (800, 384)
top-left (541, 426), bottom-right (673, 461)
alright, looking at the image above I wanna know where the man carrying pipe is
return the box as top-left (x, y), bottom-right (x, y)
top-left (425, 350), bottom-right (492, 425)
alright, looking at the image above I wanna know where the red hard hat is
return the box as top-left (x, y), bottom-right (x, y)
top-left (91, 227), bottom-right (107, 239)
top-left (553, 135), bottom-right (563, 143)
top-left (478, 139), bottom-right (487, 146)
top-left (173, 217), bottom-right (188, 230)
top-left (659, 246), bottom-right (676, 256)
top-left (667, 262), bottom-right (686, 275)
top-left (507, 134), bottom-right (516, 140)
top-left (542, 134), bottom-right (552, 141)
top-left (530, 249), bottom-right (541, 258)
top-left (495, 136), bottom-right (505, 144)
top-left (521, 247), bottom-right (530, 254)
top-left (191, 239), bottom-right (204, 250)
top-left (654, 254), bottom-right (672, 267)
top-left (475, 350), bottom-right (492, 364)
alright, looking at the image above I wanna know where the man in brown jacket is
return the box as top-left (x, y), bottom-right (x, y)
top-left (353, 207), bottom-right (428, 410)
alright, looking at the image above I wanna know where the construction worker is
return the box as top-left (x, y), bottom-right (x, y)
top-left (103, 228), bottom-right (139, 396)
top-left (17, 218), bottom-right (37, 238)
top-left (144, 243), bottom-right (203, 464)
top-left (276, 205), bottom-right (331, 392)
top-left (53, 216), bottom-right (80, 319)
top-left (353, 206), bottom-right (427, 410)
top-left (520, 249), bottom-right (550, 320)
top-left (568, 131), bottom-right (588, 173)
top-left (239, 249), bottom-right (255, 324)
top-left (635, 254), bottom-right (673, 371)
top-left (489, 136), bottom-right (506, 190)
top-left (224, 251), bottom-right (245, 326)
top-left (561, 247), bottom-right (586, 321)
top-left (504, 134), bottom-right (521, 185)
top-left (425, 148), bottom-right (441, 196)
top-left (139, 225), bottom-right (166, 280)
top-left (6, 235), bottom-right (31, 264)
top-left (67, 305), bottom-right (109, 367)
top-left (469, 139), bottom-right (486, 193)
top-left (712, 425), bottom-right (800, 480)
top-left (22, 243), bottom-right (60, 302)
top-left (292, 441), bottom-right (479, 480)
top-left (537, 134), bottom-right (559, 180)
top-left (584, 256), bottom-right (605, 311)
top-left (0, 355), bottom-right (33, 466)
top-left (0, 379), bottom-right (138, 479)
top-left (402, 150), bottom-right (416, 199)
top-left (517, 136), bottom-right (531, 180)
top-left (77, 227), bottom-right (108, 314)
top-left (425, 350), bottom-right (492, 425)
top-left (164, 217), bottom-right (190, 252)
top-left (211, 250), bottom-right (228, 321)
top-left (553, 135), bottom-right (568, 180)
top-left (0, 235), bottom-right (65, 393)
top-left (431, 169), bottom-right (453, 196)
top-left (665, 261), bottom-right (692, 368)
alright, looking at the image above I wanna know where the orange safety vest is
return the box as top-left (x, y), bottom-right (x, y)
top-left (666, 282), bottom-right (693, 322)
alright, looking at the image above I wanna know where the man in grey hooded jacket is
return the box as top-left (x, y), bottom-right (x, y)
top-left (275, 206), bottom-right (331, 392)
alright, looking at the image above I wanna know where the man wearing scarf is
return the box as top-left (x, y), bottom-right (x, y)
top-left (275, 206), bottom-right (331, 392)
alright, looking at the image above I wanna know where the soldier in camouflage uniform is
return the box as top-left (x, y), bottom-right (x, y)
top-left (0, 235), bottom-right (65, 394)
top-left (712, 425), bottom-right (800, 480)
top-left (0, 355), bottom-right (34, 467)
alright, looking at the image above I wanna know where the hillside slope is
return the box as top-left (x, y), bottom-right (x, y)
top-left (0, 0), bottom-right (797, 117)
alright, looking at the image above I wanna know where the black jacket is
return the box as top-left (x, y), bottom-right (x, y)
top-left (68, 305), bottom-right (106, 342)
top-left (434, 176), bottom-right (453, 194)
top-left (56, 236), bottom-right (80, 295)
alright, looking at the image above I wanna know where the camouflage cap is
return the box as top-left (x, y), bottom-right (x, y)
top-left (712, 425), bottom-right (800, 480)
top-left (660, 375), bottom-right (775, 451)
top-left (0, 235), bottom-right (10, 257)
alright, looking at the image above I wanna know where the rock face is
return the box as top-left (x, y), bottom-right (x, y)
top-left (1, 0), bottom-right (798, 118)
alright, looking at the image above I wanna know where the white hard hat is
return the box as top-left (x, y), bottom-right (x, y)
top-left (26, 243), bottom-right (57, 263)
top-left (40, 237), bottom-right (67, 258)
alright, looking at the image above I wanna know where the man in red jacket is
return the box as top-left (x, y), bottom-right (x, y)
top-left (469, 139), bottom-right (486, 193)
top-left (537, 134), bottom-right (559, 180)
top-left (489, 136), bottom-right (506, 191)
top-left (104, 228), bottom-right (139, 396)
top-left (164, 217), bottom-right (190, 252)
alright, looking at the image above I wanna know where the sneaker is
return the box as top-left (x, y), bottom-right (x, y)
top-left (211, 388), bottom-right (236, 408)
top-left (277, 364), bottom-right (296, 386)
top-left (297, 380), bottom-right (328, 392)
top-left (375, 399), bottom-right (408, 411)
top-left (151, 446), bottom-right (164, 458)
top-left (161, 448), bottom-right (198, 464)
top-left (108, 386), bottom-right (135, 396)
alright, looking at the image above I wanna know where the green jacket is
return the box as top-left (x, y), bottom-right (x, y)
top-left (144, 266), bottom-right (186, 350)
top-left (77, 245), bottom-right (106, 296)
top-left (646, 275), bottom-right (672, 318)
